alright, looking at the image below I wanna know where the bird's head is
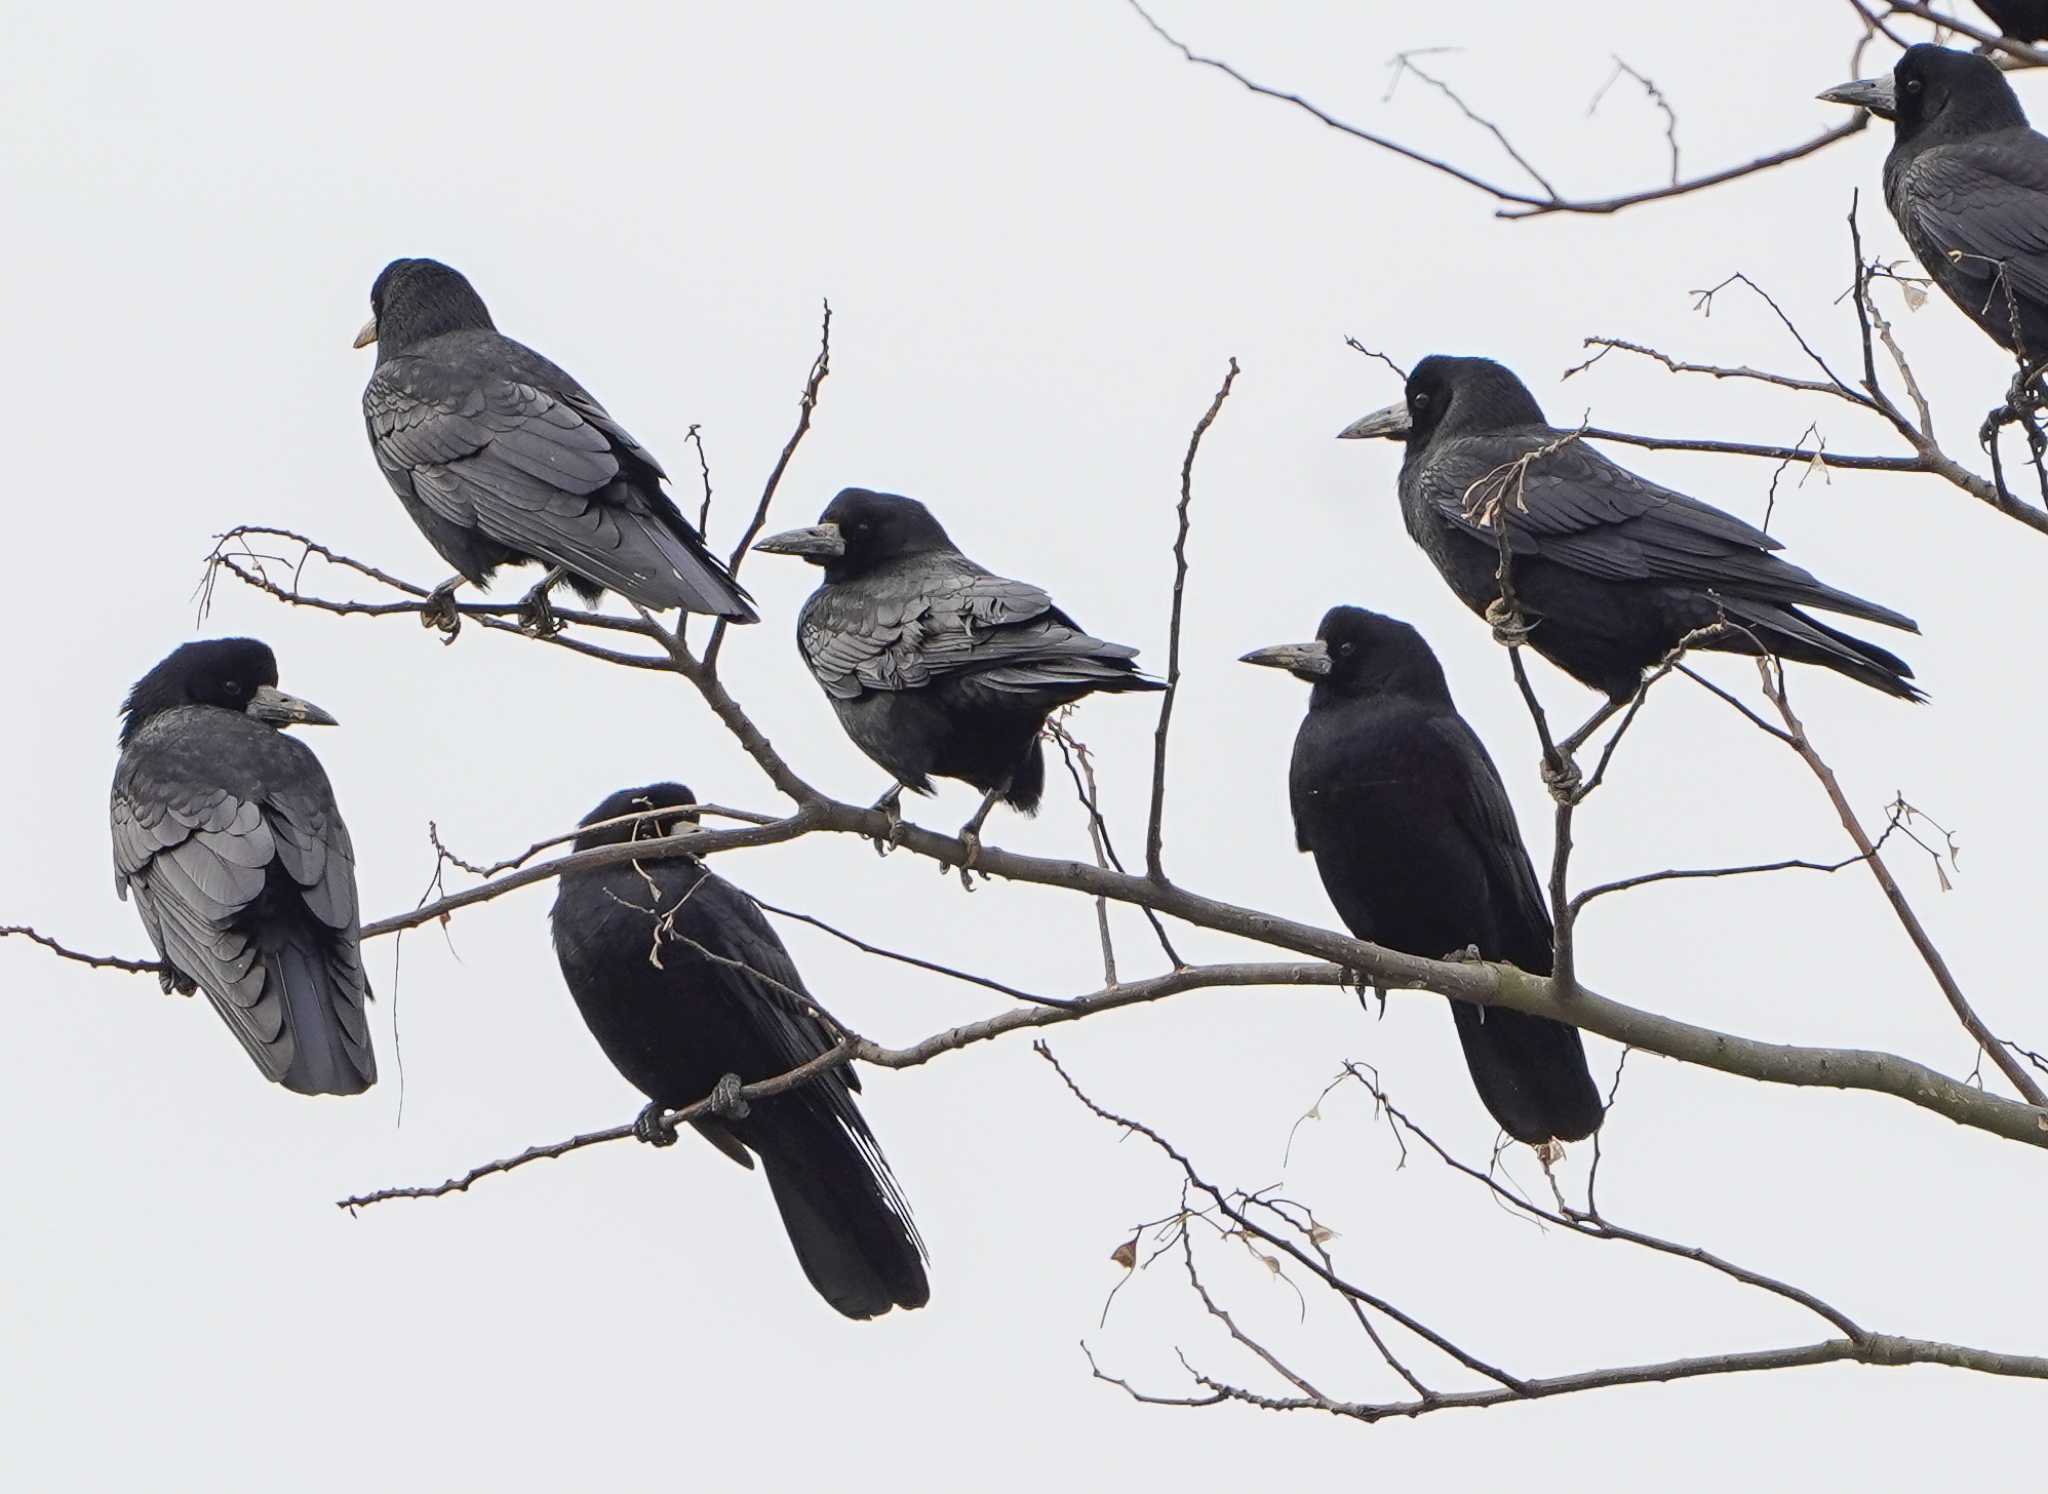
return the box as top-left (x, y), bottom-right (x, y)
top-left (354, 257), bottom-right (496, 356)
top-left (1240, 606), bottom-right (1453, 707)
top-left (1819, 44), bottom-right (2026, 140)
top-left (119, 638), bottom-right (337, 747)
top-left (572, 783), bottom-right (702, 854)
top-left (1337, 355), bottom-right (1547, 451)
top-left (754, 488), bottom-right (955, 580)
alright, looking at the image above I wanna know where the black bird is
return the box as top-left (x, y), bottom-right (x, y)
top-left (1974, 1), bottom-right (2048, 42)
top-left (550, 784), bottom-right (928, 1319)
top-left (755, 488), bottom-right (1165, 853)
top-left (1339, 356), bottom-right (1921, 705)
top-left (1243, 608), bottom-right (1602, 1144)
top-left (111, 639), bottom-right (374, 1095)
top-left (356, 258), bottom-right (755, 632)
top-left (1822, 46), bottom-right (2048, 365)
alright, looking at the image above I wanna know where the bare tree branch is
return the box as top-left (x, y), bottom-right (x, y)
top-left (1146, 356), bottom-right (1239, 882)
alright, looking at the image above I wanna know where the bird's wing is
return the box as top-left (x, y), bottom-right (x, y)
top-left (1424, 716), bottom-right (1553, 962)
top-left (111, 745), bottom-right (371, 1083)
top-left (797, 567), bottom-right (1141, 700)
top-left (1897, 138), bottom-right (2048, 314)
top-left (1422, 434), bottom-right (1795, 586)
top-left (685, 873), bottom-right (861, 1096)
top-left (365, 352), bottom-right (708, 602)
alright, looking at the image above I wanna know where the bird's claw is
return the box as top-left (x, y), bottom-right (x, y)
top-left (421, 583), bottom-right (463, 644)
top-left (1540, 754), bottom-right (1583, 802)
top-left (633, 1100), bottom-right (680, 1148)
top-left (869, 789), bottom-right (905, 857)
top-left (1441, 943), bottom-right (1485, 964)
top-left (705, 1072), bottom-right (751, 1121)
top-left (517, 588), bottom-right (563, 639)
top-left (158, 969), bottom-right (196, 998)
top-left (1483, 596), bottom-right (1533, 647)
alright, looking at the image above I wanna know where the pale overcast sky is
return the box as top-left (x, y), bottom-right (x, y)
top-left (4, 2), bottom-right (2043, 1488)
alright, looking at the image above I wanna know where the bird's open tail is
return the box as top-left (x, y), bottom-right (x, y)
top-left (748, 1098), bottom-right (929, 1320)
top-left (1449, 1000), bottom-right (1602, 1144)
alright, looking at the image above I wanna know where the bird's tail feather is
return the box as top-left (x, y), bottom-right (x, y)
top-left (749, 1100), bottom-right (929, 1320)
top-left (1717, 598), bottom-right (1924, 701)
top-left (1449, 1000), bottom-right (1602, 1144)
top-left (615, 507), bottom-right (759, 622)
top-left (263, 933), bottom-right (375, 1097)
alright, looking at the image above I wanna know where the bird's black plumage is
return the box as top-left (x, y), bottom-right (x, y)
top-left (1975, 1), bottom-right (2048, 43)
top-left (1340, 356), bottom-right (1921, 703)
top-left (1243, 609), bottom-right (1602, 1143)
top-left (357, 258), bottom-right (756, 620)
top-left (755, 489), bottom-right (1165, 818)
top-left (549, 785), bottom-right (928, 1320)
top-left (111, 639), bottom-right (374, 1096)
top-left (1824, 46), bottom-right (2048, 362)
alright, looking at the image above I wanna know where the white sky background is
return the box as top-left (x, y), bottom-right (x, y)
top-left (3, 0), bottom-right (2043, 1486)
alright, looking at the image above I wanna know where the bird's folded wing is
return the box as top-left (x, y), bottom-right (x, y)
top-left (800, 570), bottom-right (1136, 698)
top-left (691, 874), bottom-right (862, 1097)
top-left (367, 360), bottom-right (692, 595)
top-left (111, 761), bottom-right (371, 1079)
top-left (1425, 717), bottom-right (1553, 954)
top-left (1899, 143), bottom-right (2048, 312)
top-left (1424, 437), bottom-right (1790, 585)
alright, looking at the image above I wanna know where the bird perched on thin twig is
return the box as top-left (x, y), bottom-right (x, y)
top-left (356, 257), bottom-right (755, 637)
top-left (1340, 355), bottom-right (1921, 705)
top-left (111, 639), bottom-right (374, 1095)
top-left (755, 488), bottom-right (1165, 862)
top-left (550, 784), bottom-right (929, 1320)
top-left (1243, 607), bottom-right (1602, 1144)
top-left (1822, 45), bottom-right (2048, 369)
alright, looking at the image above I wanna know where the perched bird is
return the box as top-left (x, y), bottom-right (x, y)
top-left (550, 784), bottom-right (928, 1319)
top-left (1243, 608), bottom-right (1602, 1144)
top-left (1340, 356), bottom-right (1921, 704)
top-left (1973, 1), bottom-right (2048, 42)
top-left (1822, 46), bottom-right (2048, 366)
top-left (111, 639), bottom-right (374, 1096)
top-left (356, 257), bottom-right (755, 633)
top-left (755, 488), bottom-right (1165, 854)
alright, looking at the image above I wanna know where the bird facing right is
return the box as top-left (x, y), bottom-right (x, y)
top-left (550, 784), bottom-right (929, 1320)
top-left (111, 639), bottom-right (375, 1096)
top-left (1340, 355), bottom-right (1921, 705)
top-left (1821, 45), bottom-right (2048, 366)
top-left (755, 488), bottom-right (1165, 854)
top-left (1242, 608), bottom-right (1603, 1144)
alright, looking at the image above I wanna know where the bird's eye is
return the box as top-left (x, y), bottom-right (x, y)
top-left (222, 680), bottom-right (242, 695)
top-left (1338, 641), bottom-right (1356, 656)
top-left (1413, 392), bottom-right (1431, 409)
top-left (1905, 77), bottom-right (1922, 93)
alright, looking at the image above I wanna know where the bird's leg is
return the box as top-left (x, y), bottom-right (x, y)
top-left (868, 783), bottom-right (906, 857)
top-left (421, 575), bottom-right (467, 643)
top-left (633, 1100), bottom-right (680, 1148)
top-left (950, 785), bottom-right (1005, 890)
top-left (704, 1072), bottom-right (751, 1122)
top-left (517, 566), bottom-right (571, 638)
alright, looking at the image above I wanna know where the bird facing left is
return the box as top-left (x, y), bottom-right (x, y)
top-left (111, 638), bottom-right (375, 1096)
top-left (356, 256), bottom-right (757, 635)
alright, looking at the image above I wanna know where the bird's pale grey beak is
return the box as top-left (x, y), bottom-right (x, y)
top-left (1239, 640), bottom-right (1332, 678)
top-left (246, 685), bottom-right (339, 729)
top-left (352, 315), bottom-right (379, 350)
top-left (1337, 401), bottom-right (1412, 441)
top-left (753, 522), bottom-right (846, 559)
top-left (1817, 76), bottom-right (1897, 120)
